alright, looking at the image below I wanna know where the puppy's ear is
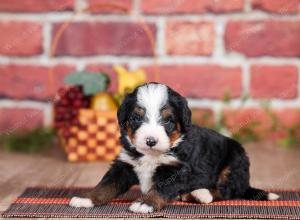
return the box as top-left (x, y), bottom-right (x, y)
top-left (168, 88), bottom-right (191, 132)
top-left (180, 95), bottom-right (192, 131)
top-left (117, 91), bottom-right (137, 132)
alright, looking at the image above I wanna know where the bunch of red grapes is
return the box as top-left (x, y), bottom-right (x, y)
top-left (54, 86), bottom-right (90, 136)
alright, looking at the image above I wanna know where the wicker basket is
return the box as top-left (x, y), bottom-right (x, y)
top-left (58, 109), bottom-right (121, 162)
top-left (50, 2), bottom-right (158, 162)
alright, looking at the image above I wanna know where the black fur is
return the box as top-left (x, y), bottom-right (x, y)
top-left (90, 83), bottom-right (274, 210)
top-left (99, 160), bottom-right (139, 194)
top-left (167, 87), bottom-right (192, 132)
top-left (117, 88), bottom-right (138, 132)
top-left (117, 89), bottom-right (143, 158)
top-left (161, 105), bottom-right (178, 136)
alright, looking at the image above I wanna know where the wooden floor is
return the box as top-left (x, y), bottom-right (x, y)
top-left (1, 141), bottom-right (300, 219)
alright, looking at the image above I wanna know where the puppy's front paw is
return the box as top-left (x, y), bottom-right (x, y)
top-left (69, 196), bottom-right (94, 208)
top-left (268, 193), bottom-right (280, 201)
top-left (129, 201), bottom-right (154, 213)
top-left (191, 189), bottom-right (213, 204)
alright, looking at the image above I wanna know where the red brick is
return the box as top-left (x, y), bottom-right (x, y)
top-left (225, 20), bottom-right (300, 57)
top-left (0, 22), bottom-right (42, 56)
top-left (252, 0), bottom-right (300, 14)
top-left (191, 108), bottom-right (215, 128)
top-left (86, 64), bottom-right (118, 92)
top-left (223, 108), bottom-right (300, 140)
top-left (87, 0), bottom-right (132, 14)
top-left (52, 22), bottom-right (156, 56)
top-left (141, 0), bottom-right (244, 14)
top-left (144, 65), bottom-right (242, 99)
top-left (0, 108), bottom-right (43, 134)
top-left (0, 0), bottom-right (74, 12)
top-left (166, 21), bottom-right (214, 55)
top-left (250, 65), bottom-right (298, 99)
top-left (273, 108), bottom-right (300, 140)
top-left (276, 108), bottom-right (300, 128)
top-left (223, 108), bottom-right (272, 135)
top-left (0, 64), bottom-right (75, 101)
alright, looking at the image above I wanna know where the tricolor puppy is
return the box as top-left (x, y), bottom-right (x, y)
top-left (70, 83), bottom-right (279, 213)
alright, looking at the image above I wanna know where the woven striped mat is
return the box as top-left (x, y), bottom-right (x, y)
top-left (2, 187), bottom-right (300, 219)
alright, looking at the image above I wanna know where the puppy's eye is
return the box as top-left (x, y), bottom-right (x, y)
top-left (134, 116), bottom-right (143, 122)
top-left (131, 114), bottom-right (143, 123)
top-left (164, 118), bottom-right (171, 124)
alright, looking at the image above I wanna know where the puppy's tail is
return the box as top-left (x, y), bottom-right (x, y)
top-left (242, 187), bottom-right (279, 201)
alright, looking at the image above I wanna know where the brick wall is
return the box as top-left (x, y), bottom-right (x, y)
top-left (0, 0), bottom-right (299, 136)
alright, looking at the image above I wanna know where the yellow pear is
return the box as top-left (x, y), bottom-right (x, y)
top-left (91, 92), bottom-right (118, 111)
top-left (114, 65), bottom-right (146, 95)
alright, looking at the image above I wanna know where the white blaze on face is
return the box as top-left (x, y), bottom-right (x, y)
top-left (134, 84), bottom-right (170, 153)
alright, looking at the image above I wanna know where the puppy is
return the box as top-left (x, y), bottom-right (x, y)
top-left (69, 83), bottom-right (279, 213)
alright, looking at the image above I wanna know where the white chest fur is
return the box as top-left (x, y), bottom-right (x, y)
top-left (119, 151), bottom-right (179, 193)
top-left (134, 155), bottom-right (158, 193)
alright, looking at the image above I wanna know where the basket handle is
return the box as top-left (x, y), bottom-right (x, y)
top-left (48, 3), bottom-right (160, 96)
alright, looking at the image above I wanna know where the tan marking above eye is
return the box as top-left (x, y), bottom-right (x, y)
top-left (134, 106), bottom-right (145, 116)
top-left (161, 106), bottom-right (173, 119)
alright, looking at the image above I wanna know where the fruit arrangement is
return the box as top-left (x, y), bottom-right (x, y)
top-left (54, 86), bottom-right (90, 131)
top-left (54, 67), bottom-right (145, 129)
top-left (53, 66), bottom-right (146, 162)
top-left (54, 71), bottom-right (116, 138)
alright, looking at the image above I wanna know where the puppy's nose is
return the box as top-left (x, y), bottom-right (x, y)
top-left (146, 136), bottom-right (157, 147)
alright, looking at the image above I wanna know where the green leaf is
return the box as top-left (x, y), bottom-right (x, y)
top-left (259, 99), bottom-right (271, 110)
top-left (222, 89), bottom-right (232, 105)
top-left (241, 92), bottom-right (249, 104)
top-left (1, 127), bottom-right (55, 153)
top-left (64, 71), bottom-right (110, 95)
